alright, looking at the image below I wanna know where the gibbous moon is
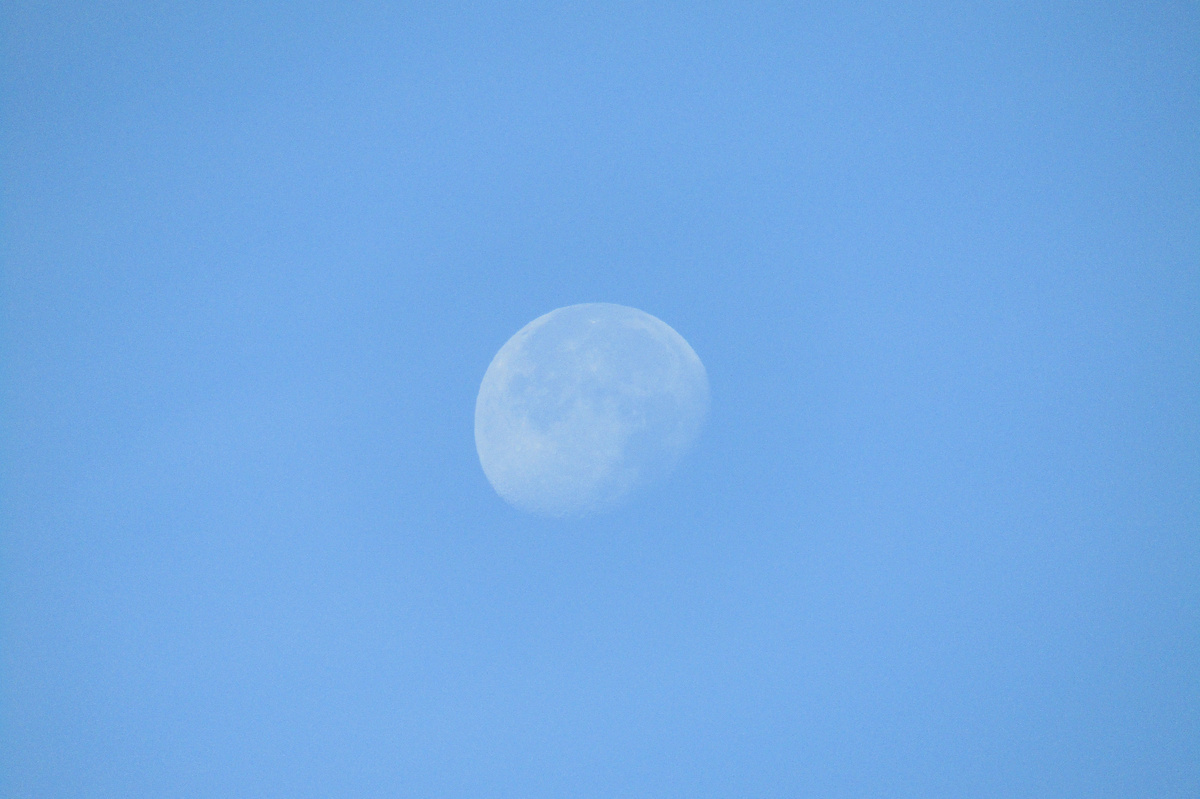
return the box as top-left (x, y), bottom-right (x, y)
top-left (475, 303), bottom-right (709, 517)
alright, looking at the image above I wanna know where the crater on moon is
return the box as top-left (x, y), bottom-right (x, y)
top-left (474, 303), bottom-right (709, 517)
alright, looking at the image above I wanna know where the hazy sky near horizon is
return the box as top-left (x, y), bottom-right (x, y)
top-left (3, 3), bottom-right (1198, 796)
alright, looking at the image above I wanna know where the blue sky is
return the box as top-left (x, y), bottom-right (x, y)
top-left (3, 2), bottom-right (1197, 796)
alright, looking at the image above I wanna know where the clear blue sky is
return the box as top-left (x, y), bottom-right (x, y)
top-left (3, 3), bottom-right (1197, 796)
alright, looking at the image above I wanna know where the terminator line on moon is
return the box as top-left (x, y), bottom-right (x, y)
top-left (475, 303), bottom-right (709, 517)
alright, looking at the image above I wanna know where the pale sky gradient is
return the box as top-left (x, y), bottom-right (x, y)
top-left (3, 3), bottom-right (1198, 797)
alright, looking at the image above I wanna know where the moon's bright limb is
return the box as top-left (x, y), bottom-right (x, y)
top-left (475, 303), bottom-right (709, 517)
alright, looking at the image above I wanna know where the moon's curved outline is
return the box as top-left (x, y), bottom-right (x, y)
top-left (475, 303), bottom-right (708, 517)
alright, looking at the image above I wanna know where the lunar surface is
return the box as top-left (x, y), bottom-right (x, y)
top-left (475, 303), bottom-right (709, 517)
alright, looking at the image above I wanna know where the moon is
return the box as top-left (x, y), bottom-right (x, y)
top-left (475, 303), bottom-right (709, 517)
